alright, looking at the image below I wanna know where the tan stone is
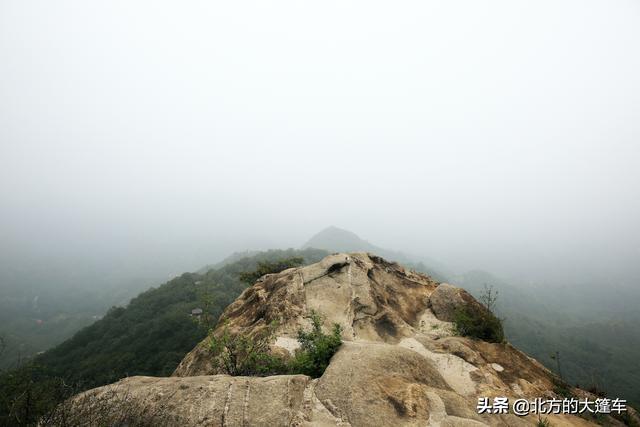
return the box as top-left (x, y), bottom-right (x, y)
top-left (64, 253), bottom-right (637, 427)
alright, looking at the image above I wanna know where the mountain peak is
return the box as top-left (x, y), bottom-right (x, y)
top-left (302, 226), bottom-right (375, 253)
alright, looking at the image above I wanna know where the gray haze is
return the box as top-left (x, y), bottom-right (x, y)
top-left (1, 1), bottom-right (639, 290)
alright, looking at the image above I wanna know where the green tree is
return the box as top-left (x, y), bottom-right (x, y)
top-left (209, 322), bottom-right (285, 376)
top-left (289, 312), bottom-right (343, 378)
top-left (209, 311), bottom-right (342, 379)
top-left (454, 283), bottom-right (504, 343)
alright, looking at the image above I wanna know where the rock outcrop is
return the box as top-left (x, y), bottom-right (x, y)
top-left (64, 253), bottom-right (638, 426)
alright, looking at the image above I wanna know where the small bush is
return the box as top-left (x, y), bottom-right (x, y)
top-left (453, 306), bottom-right (504, 343)
top-left (537, 415), bottom-right (552, 427)
top-left (289, 312), bottom-right (343, 378)
top-left (209, 322), bottom-right (286, 376)
top-left (210, 312), bottom-right (342, 378)
top-left (551, 376), bottom-right (574, 398)
top-left (586, 385), bottom-right (607, 398)
top-left (0, 364), bottom-right (72, 426)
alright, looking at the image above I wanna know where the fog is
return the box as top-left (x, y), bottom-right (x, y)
top-left (1, 1), bottom-right (639, 291)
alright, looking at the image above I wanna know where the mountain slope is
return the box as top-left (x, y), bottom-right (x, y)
top-left (66, 253), bottom-right (637, 426)
top-left (34, 248), bottom-right (328, 388)
top-left (304, 227), bottom-right (640, 408)
top-left (0, 248), bottom-right (329, 426)
top-left (0, 277), bottom-right (148, 370)
top-left (457, 270), bottom-right (640, 408)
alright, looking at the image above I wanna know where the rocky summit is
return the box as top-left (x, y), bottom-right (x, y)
top-left (64, 253), bottom-right (638, 426)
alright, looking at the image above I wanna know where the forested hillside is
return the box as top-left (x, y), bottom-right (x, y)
top-left (0, 248), bottom-right (328, 425)
top-left (458, 271), bottom-right (640, 408)
top-left (0, 278), bottom-right (146, 370)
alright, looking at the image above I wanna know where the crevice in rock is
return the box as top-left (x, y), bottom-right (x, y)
top-left (222, 382), bottom-right (233, 427)
top-left (242, 380), bottom-right (250, 427)
top-left (304, 261), bottom-right (351, 286)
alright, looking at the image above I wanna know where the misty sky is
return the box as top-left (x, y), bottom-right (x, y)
top-left (1, 1), bottom-right (639, 287)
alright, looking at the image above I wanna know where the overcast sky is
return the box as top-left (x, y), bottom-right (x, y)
top-left (1, 1), bottom-right (639, 287)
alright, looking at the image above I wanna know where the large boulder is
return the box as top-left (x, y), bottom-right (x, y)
top-left (429, 283), bottom-right (470, 322)
top-left (51, 375), bottom-right (310, 427)
top-left (312, 341), bottom-right (483, 426)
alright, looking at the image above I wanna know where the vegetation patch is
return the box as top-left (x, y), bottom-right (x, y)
top-left (536, 415), bottom-right (552, 427)
top-left (288, 312), bottom-right (343, 378)
top-left (613, 411), bottom-right (640, 427)
top-left (453, 284), bottom-right (504, 343)
top-left (453, 306), bottom-right (504, 343)
top-left (238, 257), bottom-right (304, 285)
top-left (210, 311), bottom-right (342, 379)
top-left (209, 322), bottom-right (287, 377)
top-left (551, 376), bottom-right (574, 399)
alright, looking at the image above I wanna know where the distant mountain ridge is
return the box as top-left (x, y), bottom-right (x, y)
top-left (303, 226), bottom-right (450, 281)
top-left (302, 226), bottom-right (382, 253)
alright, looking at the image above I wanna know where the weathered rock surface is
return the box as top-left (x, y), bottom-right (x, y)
top-left (429, 283), bottom-right (476, 322)
top-left (60, 375), bottom-right (309, 426)
top-left (65, 253), bottom-right (638, 426)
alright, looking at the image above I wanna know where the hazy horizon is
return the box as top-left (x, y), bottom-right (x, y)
top-left (1, 1), bottom-right (639, 291)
